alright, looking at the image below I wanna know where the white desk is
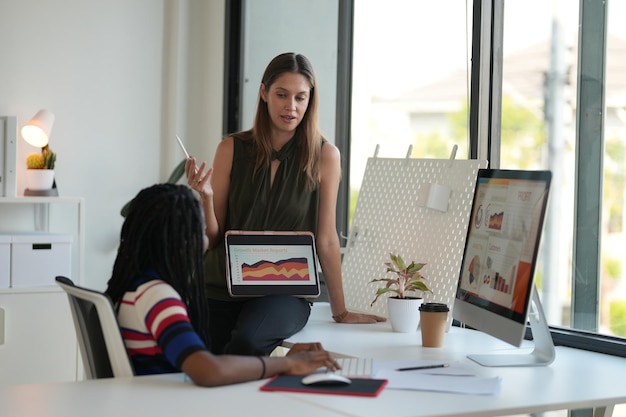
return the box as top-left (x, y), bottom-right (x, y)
top-left (0, 373), bottom-right (348, 417)
top-left (284, 302), bottom-right (626, 417)
top-left (2, 302), bottom-right (626, 417)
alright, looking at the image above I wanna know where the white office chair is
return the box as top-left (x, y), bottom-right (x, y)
top-left (55, 276), bottom-right (134, 379)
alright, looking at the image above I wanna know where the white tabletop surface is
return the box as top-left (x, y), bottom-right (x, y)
top-left (283, 302), bottom-right (626, 417)
top-left (2, 302), bottom-right (626, 417)
top-left (0, 373), bottom-right (348, 417)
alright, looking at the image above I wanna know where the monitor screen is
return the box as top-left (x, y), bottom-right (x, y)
top-left (453, 169), bottom-right (551, 351)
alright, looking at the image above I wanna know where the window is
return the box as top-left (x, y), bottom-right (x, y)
top-left (228, 0), bottom-right (626, 362)
top-left (350, 0), bottom-right (472, 226)
top-left (228, 1), bottom-right (626, 413)
top-left (499, 0), bottom-right (580, 331)
top-left (351, 0), bottom-right (626, 348)
top-left (499, 0), bottom-right (626, 349)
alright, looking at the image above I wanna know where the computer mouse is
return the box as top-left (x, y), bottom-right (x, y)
top-left (301, 373), bottom-right (352, 386)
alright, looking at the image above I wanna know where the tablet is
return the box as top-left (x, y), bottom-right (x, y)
top-left (225, 230), bottom-right (321, 298)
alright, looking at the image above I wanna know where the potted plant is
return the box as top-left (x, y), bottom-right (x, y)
top-left (25, 146), bottom-right (56, 191)
top-left (370, 253), bottom-right (431, 333)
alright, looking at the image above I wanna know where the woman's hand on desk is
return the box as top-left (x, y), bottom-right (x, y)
top-left (181, 343), bottom-right (339, 386)
top-left (286, 342), bottom-right (324, 354)
top-left (333, 310), bottom-right (387, 324)
top-left (284, 343), bottom-right (340, 374)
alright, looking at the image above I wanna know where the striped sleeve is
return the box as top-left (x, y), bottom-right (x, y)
top-left (121, 280), bottom-right (207, 372)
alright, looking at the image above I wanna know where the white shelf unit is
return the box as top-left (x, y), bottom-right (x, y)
top-left (0, 196), bottom-right (84, 385)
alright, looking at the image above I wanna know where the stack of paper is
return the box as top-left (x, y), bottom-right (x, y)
top-left (373, 360), bottom-right (501, 395)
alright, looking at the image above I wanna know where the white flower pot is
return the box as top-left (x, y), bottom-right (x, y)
top-left (387, 297), bottom-right (424, 333)
top-left (25, 169), bottom-right (55, 190)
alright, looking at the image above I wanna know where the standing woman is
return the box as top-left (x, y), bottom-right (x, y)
top-left (186, 52), bottom-right (385, 356)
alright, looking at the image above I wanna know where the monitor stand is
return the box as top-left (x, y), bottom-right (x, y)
top-left (468, 287), bottom-right (556, 367)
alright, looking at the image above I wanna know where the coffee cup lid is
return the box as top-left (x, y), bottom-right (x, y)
top-left (419, 302), bottom-right (449, 312)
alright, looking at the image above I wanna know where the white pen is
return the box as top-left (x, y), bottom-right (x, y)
top-left (176, 135), bottom-right (191, 159)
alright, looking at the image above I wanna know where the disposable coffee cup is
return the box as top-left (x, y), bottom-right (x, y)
top-left (419, 303), bottom-right (449, 347)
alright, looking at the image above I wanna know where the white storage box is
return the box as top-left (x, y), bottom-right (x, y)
top-left (0, 235), bottom-right (10, 288)
top-left (10, 233), bottom-right (72, 288)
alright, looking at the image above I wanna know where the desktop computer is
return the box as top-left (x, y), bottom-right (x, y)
top-left (452, 169), bottom-right (555, 367)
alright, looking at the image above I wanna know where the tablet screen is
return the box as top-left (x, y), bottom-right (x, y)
top-left (225, 231), bottom-right (320, 298)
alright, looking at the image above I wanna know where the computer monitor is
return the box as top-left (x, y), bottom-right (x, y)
top-left (453, 169), bottom-right (555, 367)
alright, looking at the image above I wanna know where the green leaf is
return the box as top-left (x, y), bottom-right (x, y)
top-left (120, 200), bottom-right (132, 218)
top-left (408, 262), bottom-right (426, 274)
top-left (370, 287), bottom-right (401, 307)
top-left (167, 159), bottom-right (187, 183)
top-left (407, 281), bottom-right (431, 293)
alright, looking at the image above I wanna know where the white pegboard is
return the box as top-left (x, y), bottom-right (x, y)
top-left (342, 154), bottom-right (488, 330)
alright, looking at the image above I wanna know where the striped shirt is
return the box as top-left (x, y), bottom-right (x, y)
top-left (117, 278), bottom-right (207, 375)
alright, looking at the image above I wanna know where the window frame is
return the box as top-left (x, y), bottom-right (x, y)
top-left (225, 0), bottom-right (624, 360)
top-left (470, 0), bottom-right (619, 360)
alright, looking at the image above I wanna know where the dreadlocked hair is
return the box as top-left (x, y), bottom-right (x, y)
top-left (105, 183), bottom-right (210, 345)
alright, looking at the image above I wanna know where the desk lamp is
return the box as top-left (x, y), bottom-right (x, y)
top-left (21, 109), bottom-right (58, 196)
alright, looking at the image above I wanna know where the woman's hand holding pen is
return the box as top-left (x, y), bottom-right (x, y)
top-left (185, 157), bottom-right (213, 199)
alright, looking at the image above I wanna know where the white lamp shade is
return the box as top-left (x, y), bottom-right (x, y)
top-left (21, 109), bottom-right (55, 148)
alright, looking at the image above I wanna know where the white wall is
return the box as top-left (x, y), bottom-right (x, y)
top-left (0, 0), bottom-right (225, 290)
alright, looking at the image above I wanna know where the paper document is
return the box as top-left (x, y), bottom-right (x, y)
top-left (373, 360), bottom-right (501, 395)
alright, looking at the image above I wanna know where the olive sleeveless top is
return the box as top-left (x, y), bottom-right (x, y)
top-left (203, 134), bottom-right (321, 301)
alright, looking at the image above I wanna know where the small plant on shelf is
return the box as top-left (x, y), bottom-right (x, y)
top-left (370, 252), bottom-right (431, 306)
top-left (26, 146), bottom-right (56, 170)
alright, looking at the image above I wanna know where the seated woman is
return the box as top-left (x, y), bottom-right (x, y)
top-left (105, 183), bottom-right (338, 387)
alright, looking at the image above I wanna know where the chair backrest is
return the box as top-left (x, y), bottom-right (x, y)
top-left (55, 276), bottom-right (134, 379)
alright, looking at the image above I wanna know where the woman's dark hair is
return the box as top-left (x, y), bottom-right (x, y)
top-left (237, 52), bottom-right (323, 191)
top-left (105, 183), bottom-right (209, 345)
